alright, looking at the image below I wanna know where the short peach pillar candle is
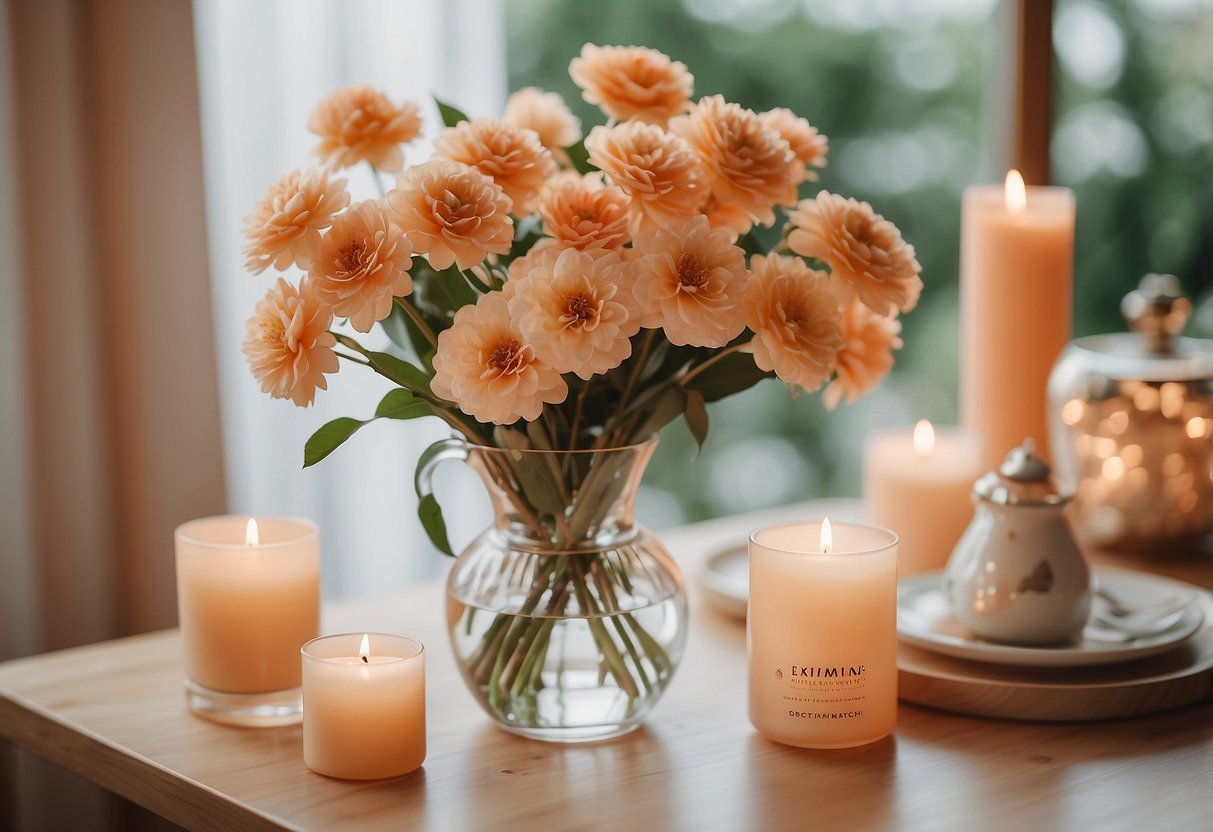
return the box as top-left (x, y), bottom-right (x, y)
top-left (302, 633), bottom-right (426, 780)
top-left (175, 515), bottom-right (319, 726)
top-left (864, 420), bottom-right (983, 574)
top-left (748, 519), bottom-right (898, 749)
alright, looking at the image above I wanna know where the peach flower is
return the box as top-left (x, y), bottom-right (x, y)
top-left (631, 215), bottom-right (747, 347)
top-left (385, 159), bottom-right (514, 271)
top-left (537, 173), bottom-right (631, 252)
top-left (507, 248), bottom-right (640, 380)
top-left (503, 87), bottom-right (582, 165)
top-left (760, 108), bottom-right (828, 179)
top-left (569, 44), bottom-right (693, 126)
top-left (585, 122), bottom-right (702, 236)
top-left (788, 191), bottom-right (923, 317)
top-left (431, 293), bottom-right (567, 425)
top-left (242, 168), bottom-right (350, 273)
top-left (742, 254), bottom-right (844, 392)
top-left (434, 118), bottom-right (556, 215)
top-left (308, 86), bottom-right (422, 172)
top-left (243, 278), bottom-right (338, 407)
top-left (823, 298), bottom-right (903, 410)
top-left (671, 95), bottom-right (800, 232)
top-left (308, 200), bottom-right (413, 333)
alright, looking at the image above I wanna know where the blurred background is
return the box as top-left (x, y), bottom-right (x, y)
top-left (1, 0), bottom-right (1212, 824)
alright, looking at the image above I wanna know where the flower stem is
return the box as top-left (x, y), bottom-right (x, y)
top-left (566, 377), bottom-right (593, 451)
top-left (394, 298), bottom-right (438, 349)
top-left (366, 161), bottom-right (386, 198)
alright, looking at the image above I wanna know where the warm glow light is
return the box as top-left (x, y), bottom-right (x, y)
top-left (912, 419), bottom-right (935, 456)
top-left (1005, 169), bottom-right (1027, 214)
top-left (359, 634), bottom-right (370, 663)
top-left (820, 518), bottom-right (833, 554)
top-left (244, 518), bottom-right (259, 546)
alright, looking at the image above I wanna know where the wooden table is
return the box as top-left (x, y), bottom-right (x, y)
top-left (2, 503), bottom-right (1212, 831)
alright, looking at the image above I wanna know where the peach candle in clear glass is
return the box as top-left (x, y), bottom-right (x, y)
top-left (302, 633), bottom-right (426, 780)
top-left (748, 520), bottom-right (898, 749)
top-left (175, 515), bottom-right (319, 726)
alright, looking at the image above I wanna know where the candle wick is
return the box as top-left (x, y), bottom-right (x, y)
top-left (361, 655), bottom-right (368, 663)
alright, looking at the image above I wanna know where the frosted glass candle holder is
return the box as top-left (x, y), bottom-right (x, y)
top-left (748, 520), bottom-right (898, 749)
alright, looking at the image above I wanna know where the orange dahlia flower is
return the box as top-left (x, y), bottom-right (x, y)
top-left (631, 215), bottom-right (747, 347)
top-left (385, 159), bottom-right (514, 271)
top-left (242, 168), bottom-right (350, 273)
top-left (823, 298), bottom-right (903, 410)
top-left (434, 118), bottom-right (556, 215)
top-left (307, 85), bottom-right (422, 172)
top-left (243, 278), bottom-right (338, 407)
top-left (671, 95), bottom-right (800, 232)
top-left (584, 122), bottom-right (702, 236)
top-left (507, 248), bottom-right (640, 380)
top-left (503, 87), bottom-right (582, 165)
top-left (431, 293), bottom-right (568, 425)
top-left (537, 173), bottom-right (631, 252)
top-left (788, 191), bottom-right (923, 317)
top-left (759, 108), bottom-right (828, 179)
top-left (308, 200), bottom-right (413, 333)
top-left (569, 44), bottom-right (693, 126)
top-left (742, 254), bottom-right (844, 392)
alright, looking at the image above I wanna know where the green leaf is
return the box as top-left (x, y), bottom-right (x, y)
top-left (411, 260), bottom-right (478, 323)
top-left (303, 417), bottom-right (364, 467)
top-left (365, 350), bottom-right (433, 395)
top-left (417, 493), bottom-right (454, 556)
top-left (434, 96), bottom-right (469, 128)
top-left (562, 139), bottom-right (593, 175)
top-left (684, 351), bottom-right (773, 402)
top-left (684, 389), bottom-right (709, 449)
top-left (629, 385), bottom-right (687, 440)
top-left (374, 388), bottom-right (432, 420)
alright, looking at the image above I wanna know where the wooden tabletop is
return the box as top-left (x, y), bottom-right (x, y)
top-left (2, 502), bottom-right (1212, 831)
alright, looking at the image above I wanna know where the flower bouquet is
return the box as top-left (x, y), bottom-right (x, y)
top-left (242, 44), bottom-right (921, 739)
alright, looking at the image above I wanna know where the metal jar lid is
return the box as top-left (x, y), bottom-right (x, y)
top-left (973, 440), bottom-right (1069, 506)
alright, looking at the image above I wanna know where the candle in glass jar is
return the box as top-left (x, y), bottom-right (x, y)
top-left (960, 170), bottom-right (1075, 468)
top-left (864, 420), bottom-right (982, 574)
top-left (302, 633), bottom-right (426, 780)
top-left (748, 520), bottom-right (898, 749)
top-left (175, 515), bottom-right (319, 725)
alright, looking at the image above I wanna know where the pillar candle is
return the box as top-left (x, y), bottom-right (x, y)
top-left (960, 170), bottom-right (1075, 468)
top-left (748, 520), bottom-right (898, 749)
top-left (303, 633), bottom-right (426, 780)
top-left (864, 420), bottom-right (982, 574)
top-left (175, 515), bottom-right (319, 724)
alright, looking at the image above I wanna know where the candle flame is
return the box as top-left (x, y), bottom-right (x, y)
top-left (1005, 169), bottom-right (1026, 215)
top-left (359, 634), bottom-right (370, 663)
top-left (913, 419), bottom-right (935, 456)
top-left (820, 518), bottom-right (833, 554)
top-left (244, 518), bottom-right (259, 547)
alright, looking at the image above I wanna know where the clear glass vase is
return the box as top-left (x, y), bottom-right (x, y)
top-left (418, 436), bottom-right (688, 742)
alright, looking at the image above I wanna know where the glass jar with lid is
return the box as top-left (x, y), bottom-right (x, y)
top-left (1048, 274), bottom-right (1213, 554)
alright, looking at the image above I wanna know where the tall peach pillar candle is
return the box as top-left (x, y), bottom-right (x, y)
top-left (303, 633), bottom-right (426, 780)
top-left (748, 520), bottom-right (898, 749)
top-left (175, 515), bottom-right (319, 726)
top-left (960, 170), bottom-right (1075, 468)
top-left (864, 420), bottom-right (983, 574)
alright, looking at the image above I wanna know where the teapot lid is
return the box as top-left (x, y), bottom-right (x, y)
top-left (973, 439), bottom-right (1069, 506)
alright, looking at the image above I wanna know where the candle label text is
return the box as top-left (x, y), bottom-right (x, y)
top-left (774, 661), bottom-right (870, 720)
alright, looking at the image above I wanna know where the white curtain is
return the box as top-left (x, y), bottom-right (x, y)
top-left (193, 0), bottom-right (506, 599)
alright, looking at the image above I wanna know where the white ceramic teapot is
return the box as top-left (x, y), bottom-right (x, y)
top-left (944, 440), bottom-right (1091, 646)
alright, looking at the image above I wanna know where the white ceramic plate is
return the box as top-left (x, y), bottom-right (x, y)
top-left (699, 545), bottom-right (749, 619)
top-left (897, 568), bottom-right (1205, 667)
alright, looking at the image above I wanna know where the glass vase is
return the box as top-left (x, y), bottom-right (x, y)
top-left (418, 436), bottom-right (687, 742)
